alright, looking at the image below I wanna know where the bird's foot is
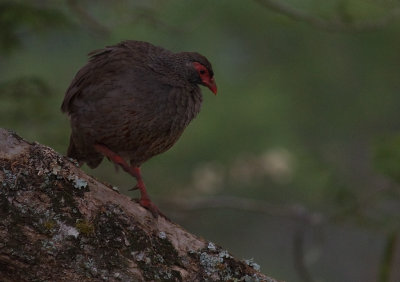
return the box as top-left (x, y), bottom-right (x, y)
top-left (133, 197), bottom-right (168, 219)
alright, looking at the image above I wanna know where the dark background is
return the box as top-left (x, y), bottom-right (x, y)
top-left (1, 1), bottom-right (400, 281)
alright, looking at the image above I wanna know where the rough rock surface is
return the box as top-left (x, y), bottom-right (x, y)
top-left (0, 129), bottom-right (278, 282)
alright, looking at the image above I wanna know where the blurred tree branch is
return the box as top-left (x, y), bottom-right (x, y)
top-left (160, 188), bottom-right (399, 230)
top-left (66, 0), bottom-right (110, 36)
top-left (379, 231), bottom-right (398, 282)
top-left (253, 0), bottom-right (400, 32)
top-left (293, 226), bottom-right (315, 282)
top-left (160, 195), bottom-right (323, 224)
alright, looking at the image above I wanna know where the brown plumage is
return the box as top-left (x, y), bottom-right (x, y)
top-left (61, 40), bottom-right (217, 216)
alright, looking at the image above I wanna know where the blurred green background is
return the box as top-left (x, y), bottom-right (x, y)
top-left (1, 0), bottom-right (400, 281)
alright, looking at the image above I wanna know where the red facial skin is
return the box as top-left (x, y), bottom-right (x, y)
top-left (193, 62), bottom-right (217, 95)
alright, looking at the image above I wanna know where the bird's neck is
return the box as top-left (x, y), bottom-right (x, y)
top-left (166, 87), bottom-right (203, 130)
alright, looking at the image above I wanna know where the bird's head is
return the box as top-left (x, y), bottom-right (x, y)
top-left (178, 52), bottom-right (217, 95)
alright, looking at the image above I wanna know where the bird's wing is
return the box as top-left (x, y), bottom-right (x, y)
top-left (61, 48), bottom-right (117, 114)
top-left (61, 41), bottom-right (169, 115)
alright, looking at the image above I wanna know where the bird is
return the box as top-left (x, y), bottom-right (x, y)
top-left (61, 40), bottom-right (217, 216)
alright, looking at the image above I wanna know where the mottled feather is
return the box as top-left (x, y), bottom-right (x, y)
top-left (62, 40), bottom-right (214, 168)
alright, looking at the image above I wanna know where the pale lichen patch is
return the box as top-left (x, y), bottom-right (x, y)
top-left (54, 220), bottom-right (80, 240)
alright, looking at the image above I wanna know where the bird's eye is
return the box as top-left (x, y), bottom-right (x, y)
top-left (199, 70), bottom-right (206, 75)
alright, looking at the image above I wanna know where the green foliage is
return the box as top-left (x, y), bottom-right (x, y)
top-left (0, 76), bottom-right (51, 123)
top-left (0, 76), bottom-right (63, 147)
top-left (0, 2), bottom-right (71, 53)
top-left (373, 135), bottom-right (400, 183)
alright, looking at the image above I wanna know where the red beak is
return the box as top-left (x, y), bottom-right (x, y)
top-left (205, 77), bottom-right (217, 95)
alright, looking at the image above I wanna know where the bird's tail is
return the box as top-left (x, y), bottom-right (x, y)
top-left (67, 135), bottom-right (103, 168)
top-left (67, 135), bottom-right (83, 166)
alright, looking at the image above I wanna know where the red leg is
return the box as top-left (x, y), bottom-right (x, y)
top-left (93, 144), bottom-right (131, 173)
top-left (129, 166), bottom-right (164, 217)
top-left (93, 144), bottom-right (163, 217)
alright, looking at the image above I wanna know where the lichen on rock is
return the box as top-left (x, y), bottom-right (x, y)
top-left (0, 129), bottom-right (278, 282)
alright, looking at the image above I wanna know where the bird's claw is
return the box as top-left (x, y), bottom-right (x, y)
top-left (131, 197), bottom-right (168, 220)
top-left (128, 184), bottom-right (139, 191)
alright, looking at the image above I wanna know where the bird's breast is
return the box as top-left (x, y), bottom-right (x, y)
top-left (164, 87), bottom-right (202, 131)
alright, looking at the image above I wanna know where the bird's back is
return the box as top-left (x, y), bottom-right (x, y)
top-left (62, 40), bottom-right (202, 168)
